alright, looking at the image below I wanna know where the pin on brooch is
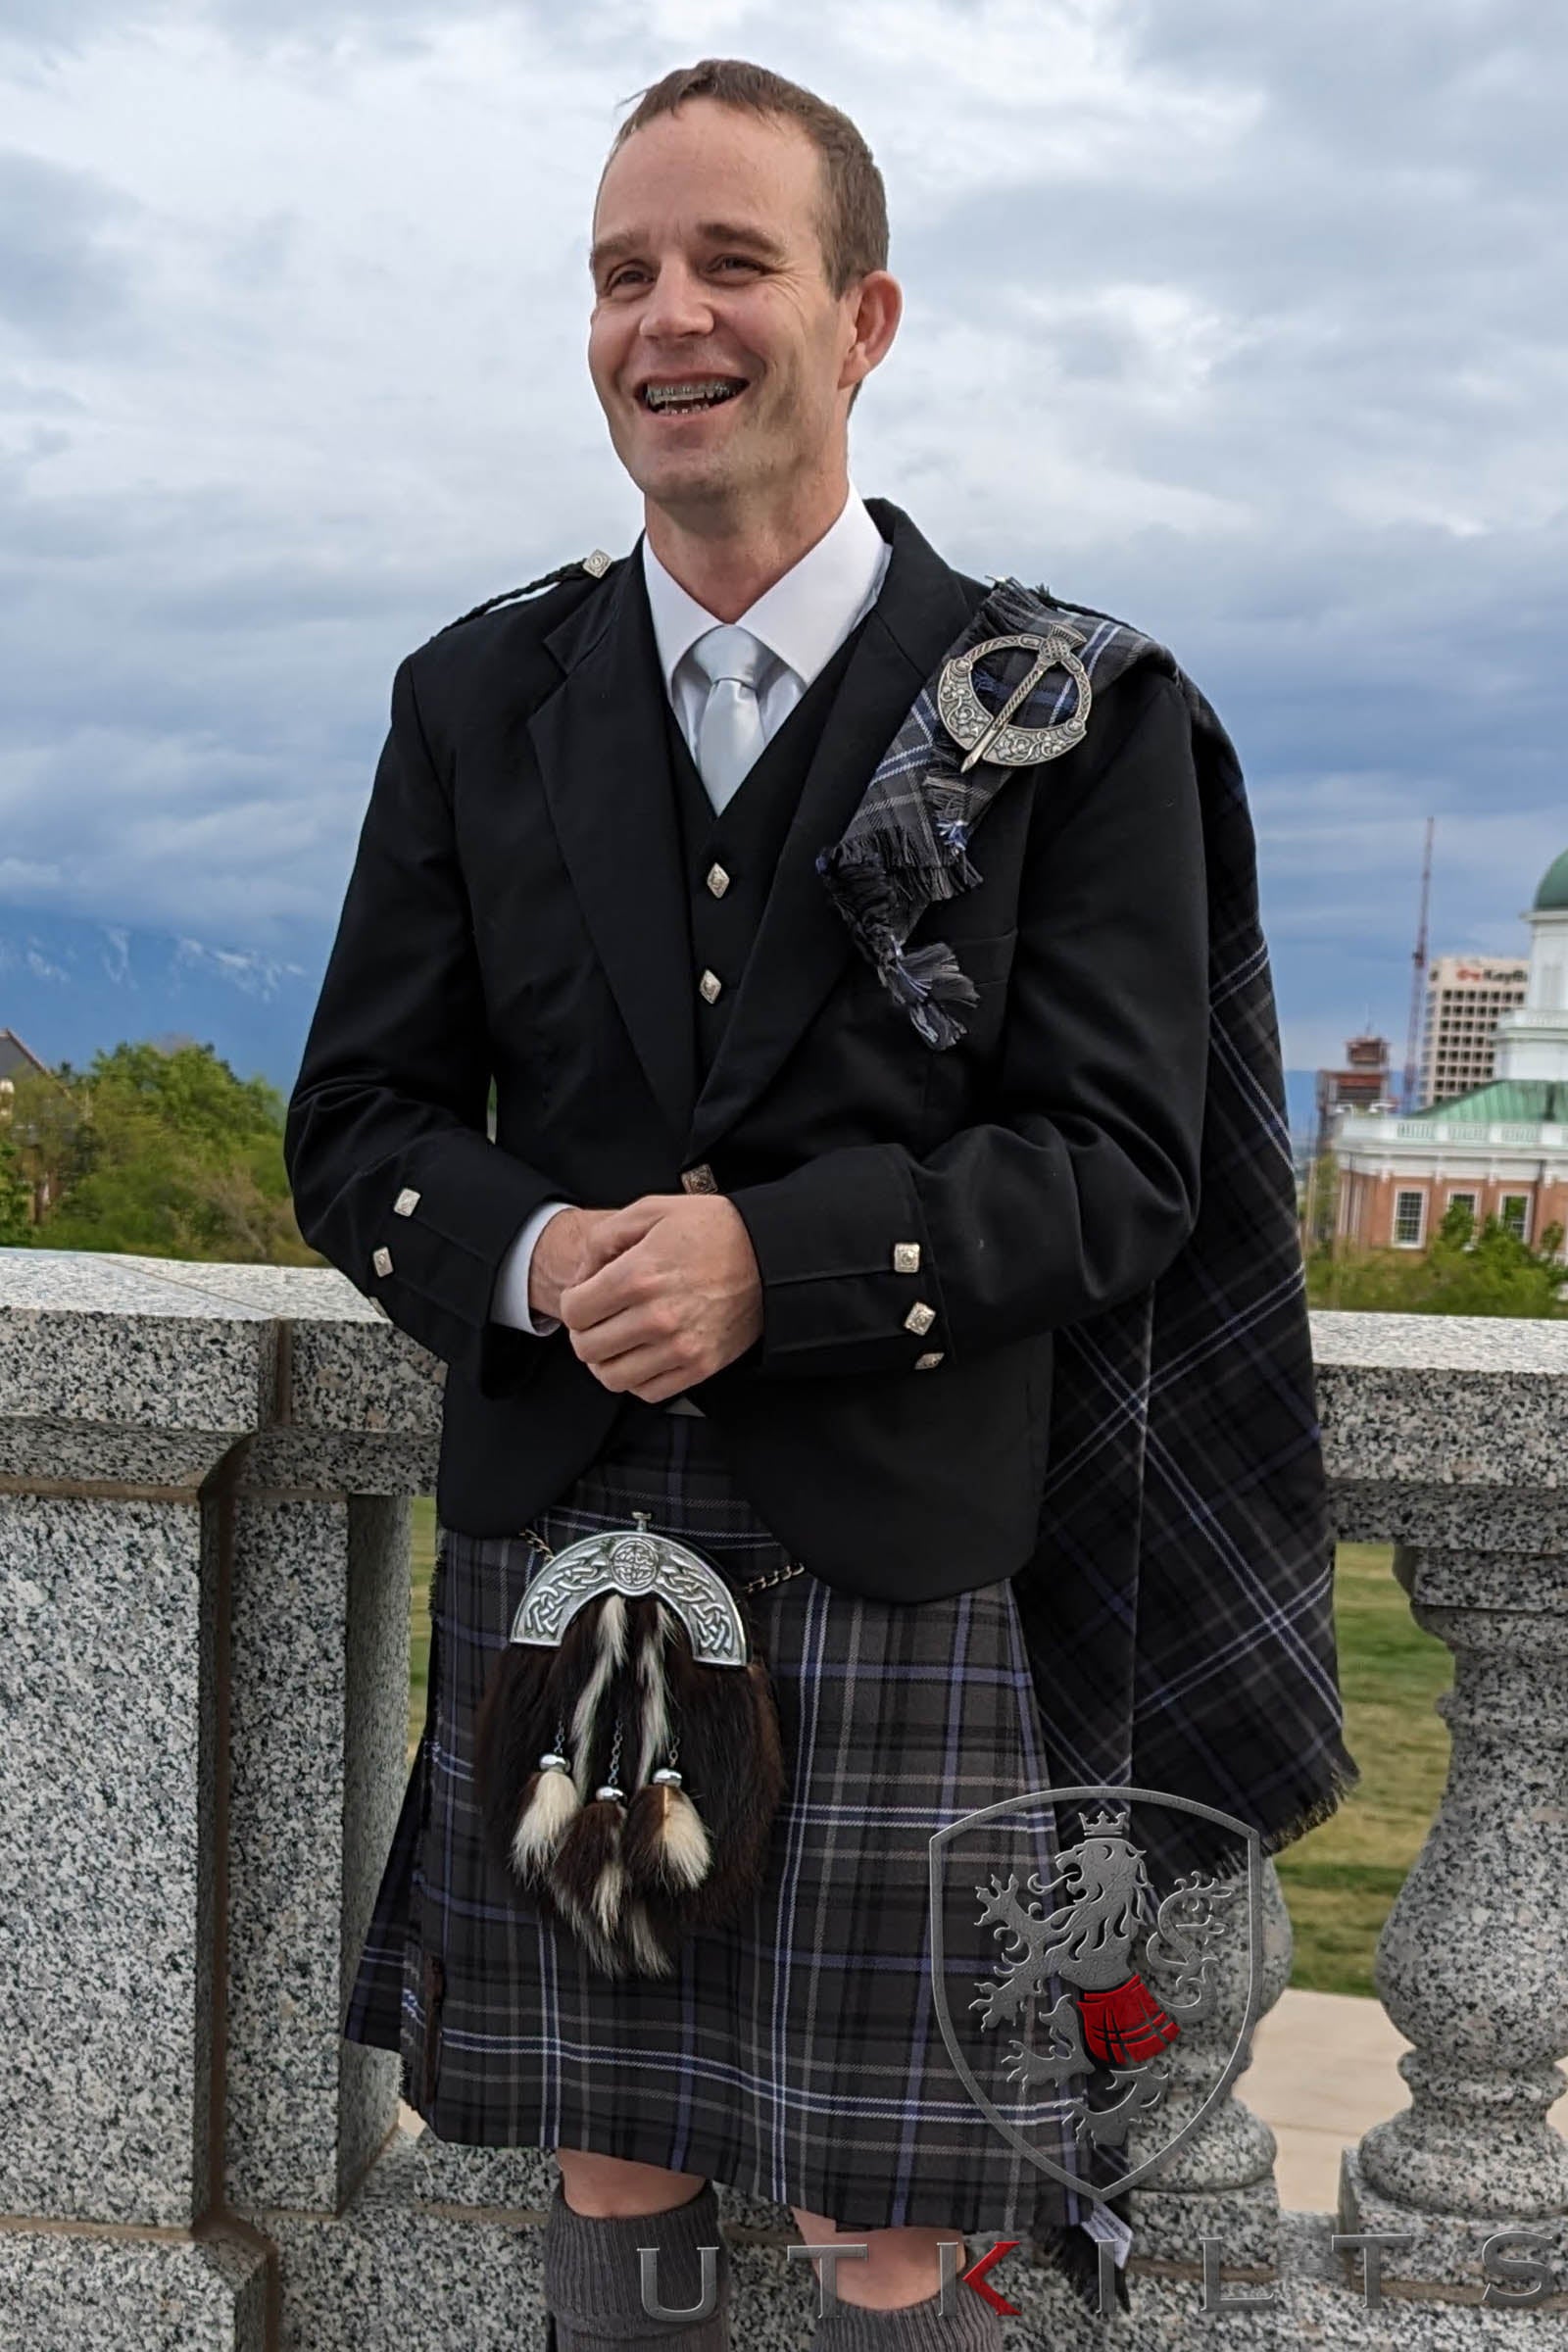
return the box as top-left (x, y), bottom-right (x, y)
top-left (936, 623), bottom-right (1093, 773)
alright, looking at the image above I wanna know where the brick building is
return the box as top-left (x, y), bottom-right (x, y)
top-left (1334, 849), bottom-right (1568, 1256)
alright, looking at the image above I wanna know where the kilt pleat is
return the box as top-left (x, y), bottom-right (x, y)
top-left (343, 1410), bottom-right (1082, 2235)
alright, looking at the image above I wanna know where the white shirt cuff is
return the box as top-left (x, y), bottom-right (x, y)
top-left (489, 1200), bottom-right (574, 1336)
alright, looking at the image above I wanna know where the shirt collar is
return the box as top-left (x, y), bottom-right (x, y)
top-left (641, 486), bottom-right (890, 698)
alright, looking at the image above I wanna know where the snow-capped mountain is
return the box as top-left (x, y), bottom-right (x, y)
top-left (0, 900), bottom-right (1327, 1150)
top-left (0, 905), bottom-right (330, 1097)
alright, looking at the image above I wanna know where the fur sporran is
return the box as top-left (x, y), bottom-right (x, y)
top-left (471, 1514), bottom-right (793, 1979)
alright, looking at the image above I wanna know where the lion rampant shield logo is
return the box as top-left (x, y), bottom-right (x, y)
top-left (929, 1786), bottom-right (1263, 2202)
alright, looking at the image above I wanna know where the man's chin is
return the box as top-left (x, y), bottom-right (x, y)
top-left (631, 452), bottom-right (742, 514)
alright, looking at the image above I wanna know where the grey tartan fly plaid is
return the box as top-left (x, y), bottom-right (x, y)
top-left (344, 1409), bottom-right (1092, 2240)
top-left (818, 575), bottom-right (1356, 1885)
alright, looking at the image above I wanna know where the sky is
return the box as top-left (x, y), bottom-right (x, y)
top-left (1, 0), bottom-right (1564, 1071)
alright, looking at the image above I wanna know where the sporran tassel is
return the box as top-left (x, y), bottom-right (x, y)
top-left (473, 1595), bottom-right (601, 1880)
top-left (506, 1724), bottom-right (581, 1885)
top-left (622, 1768), bottom-right (711, 1894)
top-left (550, 1778), bottom-right (630, 1938)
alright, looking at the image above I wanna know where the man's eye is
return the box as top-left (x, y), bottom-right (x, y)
top-left (713, 256), bottom-right (760, 272)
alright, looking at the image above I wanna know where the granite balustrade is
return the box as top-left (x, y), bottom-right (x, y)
top-left (0, 1254), bottom-right (1565, 2348)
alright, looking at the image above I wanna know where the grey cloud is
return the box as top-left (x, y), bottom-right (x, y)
top-left (0, 0), bottom-right (1561, 1078)
top-left (0, 150), bottom-right (139, 346)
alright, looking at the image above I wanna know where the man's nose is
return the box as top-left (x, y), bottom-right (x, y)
top-left (637, 261), bottom-right (715, 343)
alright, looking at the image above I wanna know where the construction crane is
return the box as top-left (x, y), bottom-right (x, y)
top-left (1401, 817), bottom-right (1435, 1115)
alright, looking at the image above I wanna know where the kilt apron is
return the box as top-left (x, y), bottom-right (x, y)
top-left (343, 1408), bottom-right (1083, 2235)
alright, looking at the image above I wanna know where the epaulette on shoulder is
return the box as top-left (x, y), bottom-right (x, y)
top-left (432, 548), bottom-right (617, 640)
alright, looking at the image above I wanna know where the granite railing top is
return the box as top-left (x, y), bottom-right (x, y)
top-left (1, 1253), bottom-right (1564, 1494)
top-left (0, 1247), bottom-right (438, 1445)
top-left (1308, 1306), bottom-right (1568, 1377)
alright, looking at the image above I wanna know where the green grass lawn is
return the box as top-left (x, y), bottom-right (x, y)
top-left (1274, 1541), bottom-right (1452, 1995)
top-left (409, 1494), bottom-right (437, 1761)
top-left (402, 1512), bottom-right (1448, 1998)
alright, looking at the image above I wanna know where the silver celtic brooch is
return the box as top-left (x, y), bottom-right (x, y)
top-left (936, 625), bottom-right (1092, 774)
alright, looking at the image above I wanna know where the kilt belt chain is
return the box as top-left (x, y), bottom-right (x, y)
top-left (471, 1513), bottom-right (805, 1981)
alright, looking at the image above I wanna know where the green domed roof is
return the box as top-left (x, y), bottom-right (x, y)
top-left (1536, 848), bottom-right (1568, 909)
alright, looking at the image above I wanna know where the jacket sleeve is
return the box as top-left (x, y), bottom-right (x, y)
top-left (283, 651), bottom-right (564, 1397)
top-left (726, 664), bottom-right (1210, 1380)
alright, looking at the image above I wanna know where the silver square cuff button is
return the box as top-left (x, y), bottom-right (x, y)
top-left (681, 1163), bottom-right (718, 1195)
top-left (913, 1350), bottom-right (945, 1371)
top-left (371, 1246), bottom-right (393, 1278)
top-left (892, 1242), bottom-right (921, 1274)
top-left (393, 1187), bottom-right (420, 1216)
top-left (904, 1299), bottom-right (936, 1336)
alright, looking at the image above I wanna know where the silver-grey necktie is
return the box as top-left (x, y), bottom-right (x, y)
top-left (689, 624), bottom-right (770, 815)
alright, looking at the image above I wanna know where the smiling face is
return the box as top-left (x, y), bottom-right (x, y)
top-left (588, 101), bottom-right (898, 532)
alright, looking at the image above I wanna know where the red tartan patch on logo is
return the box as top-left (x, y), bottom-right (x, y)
top-left (1075, 1974), bottom-right (1181, 2067)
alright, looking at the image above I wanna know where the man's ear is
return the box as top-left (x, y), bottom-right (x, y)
top-left (841, 269), bottom-right (903, 397)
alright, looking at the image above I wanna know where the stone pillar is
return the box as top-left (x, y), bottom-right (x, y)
top-left (0, 1250), bottom-right (276, 2342)
top-left (1128, 1859), bottom-right (1294, 2273)
top-left (0, 1251), bottom-right (435, 2345)
top-left (222, 1489), bottom-right (412, 2211)
top-left (1340, 1541), bottom-right (1568, 2287)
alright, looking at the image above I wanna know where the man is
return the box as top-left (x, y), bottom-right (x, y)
top-left (285, 57), bottom-right (1349, 2352)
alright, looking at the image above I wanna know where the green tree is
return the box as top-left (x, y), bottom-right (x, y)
top-left (0, 1130), bottom-right (32, 1244)
top-left (1307, 1198), bottom-right (1568, 1316)
top-left (14, 1040), bottom-right (318, 1265)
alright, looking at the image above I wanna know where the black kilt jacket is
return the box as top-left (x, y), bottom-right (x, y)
top-left (283, 499), bottom-right (1210, 1605)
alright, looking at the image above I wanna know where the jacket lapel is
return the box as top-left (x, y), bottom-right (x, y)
top-left (683, 501), bottom-right (983, 1163)
top-left (528, 553), bottom-right (698, 1151)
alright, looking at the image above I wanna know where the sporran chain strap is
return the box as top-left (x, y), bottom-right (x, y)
top-left (518, 1524), bottom-right (808, 1596)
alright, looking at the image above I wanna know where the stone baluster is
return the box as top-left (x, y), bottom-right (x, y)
top-left (1127, 1856), bottom-right (1294, 2276)
top-left (1340, 1541), bottom-right (1568, 2289)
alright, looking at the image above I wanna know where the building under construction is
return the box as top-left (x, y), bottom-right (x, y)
top-left (1314, 1034), bottom-right (1395, 1158)
top-left (1418, 955), bottom-right (1530, 1109)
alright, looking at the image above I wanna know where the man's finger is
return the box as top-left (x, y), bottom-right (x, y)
top-left (566, 1298), bottom-right (677, 1365)
top-left (583, 1342), bottom-right (701, 1402)
top-left (560, 1231), bottom-right (668, 1329)
top-left (575, 1326), bottom-right (693, 1391)
top-left (574, 1197), bottom-right (670, 1281)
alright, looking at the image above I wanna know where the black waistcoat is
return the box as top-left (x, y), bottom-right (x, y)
top-left (662, 620), bottom-right (869, 1085)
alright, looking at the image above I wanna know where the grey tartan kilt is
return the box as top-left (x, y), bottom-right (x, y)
top-left (344, 1407), bottom-right (1076, 2235)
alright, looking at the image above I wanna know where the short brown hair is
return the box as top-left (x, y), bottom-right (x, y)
top-left (606, 58), bottom-right (888, 296)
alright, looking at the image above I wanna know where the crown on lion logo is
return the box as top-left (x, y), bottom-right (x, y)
top-left (1077, 1805), bottom-right (1132, 1839)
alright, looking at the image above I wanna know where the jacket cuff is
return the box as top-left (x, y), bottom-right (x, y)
top-left (727, 1147), bottom-right (951, 1380)
top-left (361, 1130), bottom-right (562, 1396)
top-left (489, 1199), bottom-right (574, 1337)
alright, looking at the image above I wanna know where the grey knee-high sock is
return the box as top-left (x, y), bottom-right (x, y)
top-left (542, 2176), bottom-right (732, 2351)
top-left (808, 2277), bottom-right (1005, 2352)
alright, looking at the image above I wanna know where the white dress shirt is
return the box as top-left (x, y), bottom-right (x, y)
top-left (490, 486), bottom-right (892, 1337)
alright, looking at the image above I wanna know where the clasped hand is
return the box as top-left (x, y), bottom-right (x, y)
top-left (530, 1197), bottom-right (763, 1404)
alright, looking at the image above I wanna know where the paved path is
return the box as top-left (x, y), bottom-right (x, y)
top-left (1250, 1986), bottom-right (1568, 2209)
